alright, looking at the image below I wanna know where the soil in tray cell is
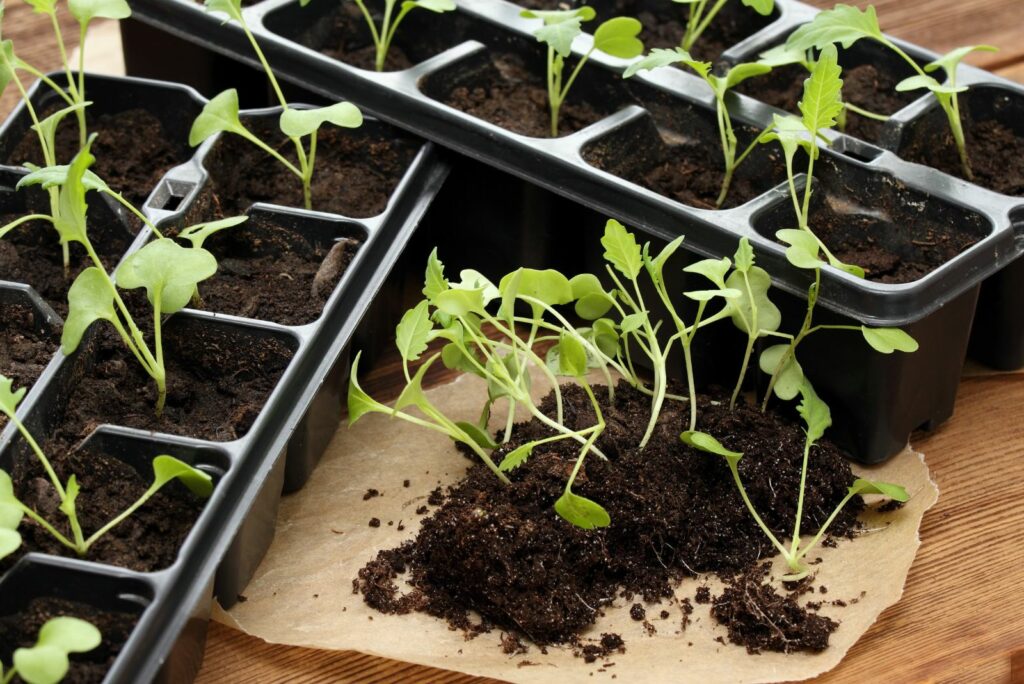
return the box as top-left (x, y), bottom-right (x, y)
top-left (54, 308), bottom-right (294, 443)
top-left (355, 381), bottom-right (859, 652)
top-left (0, 214), bottom-right (133, 318)
top-left (190, 219), bottom-right (363, 326)
top-left (203, 122), bottom-right (419, 218)
top-left (0, 597), bottom-right (138, 684)
top-left (1, 442), bottom-right (206, 573)
top-left (8, 108), bottom-right (189, 208)
top-left (516, 0), bottom-right (776, 62)
top-left (0, 302), bottom-right (57, 411)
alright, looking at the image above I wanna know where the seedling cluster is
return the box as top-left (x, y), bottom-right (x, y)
top-left (0, 616), bottom-right (100, 684)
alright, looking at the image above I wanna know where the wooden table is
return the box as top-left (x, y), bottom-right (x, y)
top-left (5, 0), bottom-right (1024, 681)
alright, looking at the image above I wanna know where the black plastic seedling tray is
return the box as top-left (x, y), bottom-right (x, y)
top-left (0, 73), bottom-right (448, 683)
top-left (120, 0), bottom-right (1024, 464)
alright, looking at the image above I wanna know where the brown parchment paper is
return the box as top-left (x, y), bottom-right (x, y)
top-left (215, 371), bottom-right (939, 684)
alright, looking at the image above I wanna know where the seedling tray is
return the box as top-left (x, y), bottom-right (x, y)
top-left (120, 0), bottom-right (1024, 464)
top-left (0, 74), bottom-right (448, 683)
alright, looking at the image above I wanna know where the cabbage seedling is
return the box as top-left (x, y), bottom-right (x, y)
top-left (682, 381), bottom-right (908, 580)
top-left (784, 3), bottom-right (997, 180)
top-left (196, 0), bottom-right (363, 210)
top-left (0, 374), bottom-right (213, 562)
top-left (624, 50), bottom-right (771, 206)
top-left (305, 0), bottom-right (455, 72)
top-left (675, 0), bottom-right (773, 52)
top-left (521, 9), bottom-right (644, 137)
top-left (0, 616), bottom-right (100, 684)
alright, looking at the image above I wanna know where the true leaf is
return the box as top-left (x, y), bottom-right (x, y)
top-left (861, 326), bottom-right (919, 354)
top-left (758, 43), bottom-right (810, 68)
top-left (726, 266), bottom-right (781, 334)
top-left (759, 344), bottom-right (804, 400)
top-left (68, 0), bottom-right (130, 24)
top-left (796, 380), bottom-right (831, 444)
top-left (31, 102), bottom-right (92, 159)
top-left (395, 300), bottom-right (434, 362)
top-left (680, 430), bottom-right (742, 466)
top-left (62, 267), bottom-right (116, 354)
top-left (115, 239), bottom-right (217, 314)
top-left (642, 236), bottom-right (685, 287)
top-left (622, 47), bottom-right (700, 79)
top-left (498, 442), bottom-right (534, 472)
top-left (601, 219), bottom-right (642, 279)
top-left (532, 15), bottom-right (584, 57)
top-left (279, 102), bottom-right (363, 138)
top-left (434, 287), bottom-right (486, 317)
top-left (894, 74), bottom-right (966, 95)
top-left (799, 44), bottom-right (843, 134)
top-left (189, 89), bottom-right (247, 147)
top-left (54, 141), bottom-right (96, 247)
top-left (760, 113), bottom-right (813, 165)
top-left (684, 256), bottom-right (732, 288)
top-left (592, 17), bottom-right (644, 59)
top-left (785, 4), bottom-right (884, 53)
top-left (724, 61), bottom-right (773, 90)
top-left (619, 312), bottom-right (646, 333)
top-left (441, 341), bottom-right (483, 377)
top-left (58, 474), bottom-right (79, 520)
top-left (776, 229), bottom-right (826, 270)
top-left (178, 216), bottom-right (248, 250)
top-left (16, 164), bottom-right (109, 193)
top-left (151, 455), bottom-right (214, 497)
top-left (926, 45), bottom-right (998, 77)
top-left (347, 352), bottom-right (390, 424)
top-left (455, 421), bottom-right (498, 450)
top-left (394, 353), bottom-right (440, 413)
top-left (0, 375), bottom-right (26, 417)
top-left (452, 269), bottom-right (499, 304)
top-left (733, 236), bottom-right (755, 273)
top-left (849, 478), bottom-right (909, 502)
top-left (554, 491), bottom-right (610, 529)
top-left (423, 248), bottom-right (448, 301)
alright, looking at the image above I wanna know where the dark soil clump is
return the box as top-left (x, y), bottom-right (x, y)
top-left (711, 563), bottom-right (838, 653)
top-left (354, 381), bottom-right (863, 652)
top-left (0, 302), bottom-right (57, 421)
top-left (0, 597), bottom-right (137, 683)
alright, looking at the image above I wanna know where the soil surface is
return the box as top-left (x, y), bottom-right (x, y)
top-left (1, 442), bottom-right (206, 573)
top-left (516, 0), bottom-right (774, 62)
top-left (203, 122), bottom-right (417, 218)
top-left (191, 223), bottom-right (362, 325)
top-left (0, 597), bottom-right (137, 684)
top-left (737, 63), bottom-right (916, 144)
top-left (51, 303), bottom-right (294, 443)
top-left (9, 108), bottom-right (188, 208)
top-left (0, 213), bottom-right (134, 318)
top-left (440, 52), bottom-right (611, 138)
top-left (0, 302), bottom-right (57, 416)
top-left (901, 118), bottom-right (1024, 197)
top-left (354, 381), bottom-right (867, 653)
top-left (310, 3), bottom-right (415, 71)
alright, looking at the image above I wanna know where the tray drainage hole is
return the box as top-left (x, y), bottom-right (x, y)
top-left (160, 192), bottom-right (186, 212)
top-left (836, 142), bottom-right (883, 164)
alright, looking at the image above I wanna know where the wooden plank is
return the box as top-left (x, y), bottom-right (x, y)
top-left (0, 4), bottom-right (79, 118)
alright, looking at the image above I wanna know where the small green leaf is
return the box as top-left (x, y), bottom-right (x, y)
top-left (925, 45), bottom-right (998, 77)
top-left (36, 617), bottom-right (101, 654)
top-left (151, 456), bottom-right (214, 497)
top-left (14, 617), bottom-right (101, 684)
top-left (499, 268), bottom-right (573, 309)
top-left (0, 528), bottom-right (21, 560)
top-left (519, 7), bottom-right (595, 24)
top-left (347, 352), bottom-right (390, 425)
top-left (423, 248), bottom-right (449, 301)
top-left (642, 236), bottom-right (685, 287)
top-left (849, 478), bottom-right (909, 502)
top-left (554, 491), bottom-right (610, 529)
top-left (760, 113), bottom-right (813, 166)
top-left (601, 219), bottom-right (642, 279)
top-left (54, 140), bottom-right (96, 247)
top-left (434, 287), bottom-right (486, 317)
top-left (531, 14), bottom-right (584, 57)
top-left (279, 102), bottom-right (363, 138)
top-left (796, 380), bottom-right (831, 445)
top-left (799, 44), bottom-right (843, 134)
top-left (680, 430), bottom-right (743, 466)
top-left (16, 164), bottom-right (109, 193)
top-left (178, 216), bottom-right (248, 250)
top-left (592, 17), bottom-right (644, 59)
top-left (726, 266), bottom-right (781, 334)
top-left (116, 239), bottom-right (218, 315)
top-left (57, 474), bottom-right (79, 520)
top-left (0, 470), bottom-right (24, 530)
top-left (741, 0), bottom-right (773, 16)
top-left (21, 0), bottom-right (58, 16)
top-left (590, 318), bottom-right (619, 357)
top-left (455, 421), bottom-right (498, 450)
top-left (189, 89), bottom-right (247, 147)
top-left (452, 269), bottom-right (499, 304)
top-left (776, 229), bottom-right (826, 271)
top-left (556, 333), bottom-right (588, 377)
top-left (0, 375), bottom-right (26, 418)
top-left (62, 267), bottom-right (117, 354)
top-left (785, 4), bottom-right (884, 53)
top-left (684, 256), bottom-right (732, 288)
top-left (401, 0), bottom-right (455, 12)
top-left (30, 102), bottom-right (92, 161)
top-left (861, 327), bottom-right (919, 354)
top-left (759, 344), bottom-right (804, 400)
top-left (684, 288), bottom-right (741, 302)
top-left (395, 300), bottom-right (434, 362)
top-left (0, 41), bottom-right (17, 97)
top-left (894, 74), bottom-right (966, 96)
top-left (570, 273), bottom-right (614, 320)
top-left (734, 237), bottom-right (755, 273)
top-left (724, 62), bottom-right (773, 90)
top-left (204, 0), bottom-right (243, 20)
top-left (498, 442), bottom-right (534, 472)
top-left (619, 312), bottom-right (646, 333)
top-left (758, 43), bottom-right (810, 68)
top-left (623, 47), bottom-right (700, 79)
top-left (68, 0), bottom-right (130, 24)
top-left (441, 341), bottom-right (483, 376)
top-left (394, 353), bottom-right (440, 413)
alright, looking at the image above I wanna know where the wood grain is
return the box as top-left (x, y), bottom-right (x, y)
top-left (0, 4), bottom-right (80, 118)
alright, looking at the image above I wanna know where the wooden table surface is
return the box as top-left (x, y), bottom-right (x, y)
top-left (5, 0), bottom-right (1024, 681)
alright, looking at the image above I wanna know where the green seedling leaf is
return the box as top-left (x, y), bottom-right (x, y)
top-left (498, 442), bottom-right (534, 472)
top-left (926, 45), bottom-right (998, 77)
top-left (13, 617), bottom-right (101, 684)
top-left (452, 269), bottom-right (499, 304)
top-left (441, 341), bottom-right (483, 377)
top-left (16, 164), bottom-right (108, 193)
top-left (54, 140), bottom-right (96, 247)
top-left (531, 13), bottom-right (584, 57)
top-left (849, 478), bottom-right (909, 502)
top-left (734, 236), bottom-right (755, 273)
top-left (486, 352), bottom-right (527, 401)
top-left (0, 41), bottom-right (17, 97)
top-left (22, 0), bottom-right (58, 15)
top-left (759, 344), bottom-right (804, 400)
top-left (394, 353), bottom-right (440, 413)
top-left (204, 0), bottom-right (243, 20)
top-left (684, 256), bottom-right (732, 288)
top-left (642, 236), bottom-right (685, 288)
top-left (395, 300), bottom-right (434, 362)
top-left (760, 113), bottom-right (813, 164)
top-left (785, 3), bottom-right (884, 53)
top-left (724, 61), bottom-right (773, 90)
top-left (0, 470), bottom-right (25, 559)
top-left (401, 0), bottom-right (455, 12)
top-left (57, 474), bottom-right (79, 520)
top-left (776, 228), bottom-right (826, 270)
top-left (861, 326), bottom-right (919, 354)
top-left (570, 273), bottom-right (614, 320)
top-left (800, 44), bottom-right (843, 133)
top-left (499, 268), bottom-right (573, 309)
top-left (554, 491), bottom-right (610, 529)
top-left (347, 353), bottom-right (391, 424)
top-left (592, 17), bottom-right (644, 59)
top-left (455, 421), bottom-right (498, 450)
top-left (0, 527), bottom-right (20, 559)
top-left (619, 312), bottom-right (646, 333)
top-left (590, 318), bottom-right (619, 357)
top-left (178, 216), bottom-right (248, 250)
top-left (31, 101), bottom-right (92, 156)
top-left (741, 0), bottom-right (774, 15)
top-left (151, 455), bottom-right (213, 497)
top-left (758, 43), bottom-right (810, 68)
top-left (115, 238), bottom-right (217, 315)
top-left (601, 219), bottom-right (642, 279)
top-left (189, 89), bottom-right (247, 147)
top-left (279, 102), bottom-right (363, 138)
top-left (796, 380), bottom-right (831, 444)
top-left (726, 266), bottom-right (781, 334)
top-left (519, 7), bottom-right (596, 24)
top-left (62, 267), bottom-right (116, 354)
top-left (894, 74), bottom-right (966, 95)
top-left (684, 288), bottom-right (741, 302)
top-left (68, 0), bottom-right (130, 24)
top-left (0, 374), bottom-right (26, 417)
top-left (434, 287), bottom-right (487, 317)
top-left (552, 333), bottom-right (588, 377)
top-left (680, 430), bottom-right (743, 466)
top-left (623, 47), bottom-right (702, 78)
top-left (423, 248), bottom-right (449, 301)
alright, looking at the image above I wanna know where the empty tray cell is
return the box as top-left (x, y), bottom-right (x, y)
top-left (200, 114), bottom-right (420, 218)
top-left (735, 37), bottom-right (936, 145)
top-left (514, 0), bottom-right (779, 61)
top-left (751, 153), bottom-right (992, 284)
top-left (420, 36), bottom-right (638, 139)
top-left (582, 84), bottom-right (791, 209)
top-left (896, 84), bottom-right (1024, 197)
top-left (264, 0), bottom-right (472, 71)
top-left (0, 288), bottom-right (58, 417)
top-left (0, 74), bottom-right (204, 207)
